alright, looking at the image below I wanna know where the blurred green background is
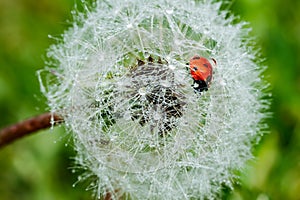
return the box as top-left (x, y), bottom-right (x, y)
top-left (0, 0), bottom-right (299, 199)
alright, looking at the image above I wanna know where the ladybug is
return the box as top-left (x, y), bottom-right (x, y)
top-left (189, 55), bottom-right (215, 93)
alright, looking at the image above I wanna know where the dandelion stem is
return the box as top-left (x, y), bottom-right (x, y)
top-left (0, 113), bottom-right (63, 148)
top-left (0, 113), bottom-right (115, 199)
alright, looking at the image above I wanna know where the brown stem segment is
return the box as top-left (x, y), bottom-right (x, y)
top-left (0, 113), bottom-right (63, 148)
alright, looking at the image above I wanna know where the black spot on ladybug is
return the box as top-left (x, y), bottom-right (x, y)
top-left (203, 63), bottom-right (209, 68)
top-left (193, 67), bottom-right (198, 71)
top-left (192, 56), bottom-right (201, 60)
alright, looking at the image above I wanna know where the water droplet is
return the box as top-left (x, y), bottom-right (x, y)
top-left (160, 79), bottom-right (171, 87)
top-left (257, 193), bottom-right (269, 200)
top-left (144, 51), bottom-right (150, 58)
top-left (138, 87), bottom-right (147, 95)
top-left (110, 136), bottom-right (117, 142)
top-left (165, 56), bottom-right (171, 62)
top-left (149, 143), bottom-right (156, 148)
top-left (123, 111), bottom-right (131, 120)
top-left (153, 111), bottom-right (161, 120)
top-left (219, 79), bottom-right (226, 86)
top-left (166, 9), bottom-right (173, 14)
top-left (203, 27), bottom-right (210, 35)
top-left (168, 64), bottom-right (176, 70)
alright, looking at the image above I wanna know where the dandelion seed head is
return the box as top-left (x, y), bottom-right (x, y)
top-left (39, 0), bottom-right (269, 199)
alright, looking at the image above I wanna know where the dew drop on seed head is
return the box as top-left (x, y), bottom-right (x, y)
top-left (168, 64), bottom-right (175, 70)
top-left (219, 79), bottom-right (226, 86)
top-left (203, 27), bottom-right (209, 35)
top-left (153, 111), bottom-right (161, 120)
top-left (160, 79), bottom-right (171, 87)
top-left (123, 111), bottom-right (131, 120)
top-left (138, 87), bottom-right (147, 95)
top-left (166, 9), bottom-right (173, 14)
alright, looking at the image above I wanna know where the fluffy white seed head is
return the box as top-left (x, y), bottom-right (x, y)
top-left (39, 0), bottom-right (269, 199)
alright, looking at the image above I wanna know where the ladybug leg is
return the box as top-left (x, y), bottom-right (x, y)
top-left (193, 80), bottom-right (208, 93)
top-left (191, 80), bottom-right (201, 93)
top-left (186, 62), bottom-right (190, 71)
top-left (191, 79), bottom-right (197, 90)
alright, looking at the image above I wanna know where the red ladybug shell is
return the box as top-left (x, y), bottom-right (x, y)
top-left (189, 56), bottom-right (214, 87)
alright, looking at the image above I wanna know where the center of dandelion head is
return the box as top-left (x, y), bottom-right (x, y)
top-left (88, 56), bottom-right (190, 173)
top-left (120, 57), bottom-right (186, 136)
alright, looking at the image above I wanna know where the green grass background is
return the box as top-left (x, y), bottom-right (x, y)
top-left (0, 0), bottom-right (299, 199)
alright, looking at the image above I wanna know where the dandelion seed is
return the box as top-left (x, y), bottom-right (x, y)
top-left (39, 0), bottom-right (269, 199)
